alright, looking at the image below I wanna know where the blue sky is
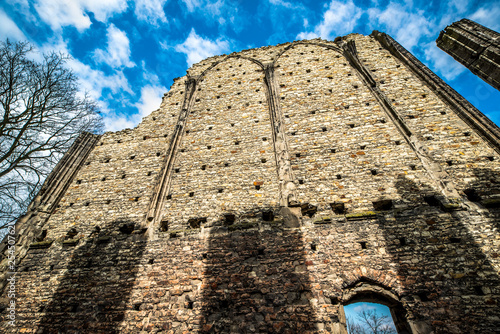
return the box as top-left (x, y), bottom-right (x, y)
top-left (345, 302), bottom-right (396, 332)
top-left (1, 0), bottom-right (499, 132)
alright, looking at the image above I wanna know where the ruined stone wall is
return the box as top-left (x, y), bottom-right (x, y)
top-left (163, 58), bottom-right (279, 230)
top-left (1, 33), bottom-right (500, 333)
top-left (437, 18), bottom-right (500, 91)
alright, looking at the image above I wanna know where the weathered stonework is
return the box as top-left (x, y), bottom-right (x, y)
top-left (1, 32), bottom-right (500, 333)
top-left (436, 18), bottom-right (500, 91)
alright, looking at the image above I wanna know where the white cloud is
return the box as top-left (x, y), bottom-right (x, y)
top-left (0, 9), bottom-right (27, 40)
top-left (352, 303), bottom-right (376, 313)
top-left (102, 113), bottom-right (138, 132)
top-left (104, 84), bottom-right (166, 132)
top-left (367, 3), bottom-right (432, 50)
top-left (423, 42), bottom-right (465, 81)
top-left (69, 59), bottom-right (133, 97)
top-left (175, 28), bottom-right (230, 67)
top-left (33, 0), bottom-right (128, 32)
top-left (159, 40), bottom-right (172, 50)
top-left (470, 4), bottom-right (500, 31)
top-left (6, 0), bottom-right (35, 20)
top-left (203, 1), bottom-right (225, 18)
top-left (358, 0), bottom-right (498, 82)
top-left (181, 0), bottom-right (203, 12)
top-left (135, 85), bottom-right (167, 118)
top-left (297, 0), bottom-right (362, 40)
top-left (269, 0), bottom-right (294, 9)
top-left (134, 0), bottom-right (168, 25)
top-left (448, 0), bottom-right (471, 14)
top-left (94, 24), bottom-right (135, 68)
top-left (296, 31), bottom-right (319, 40)
top-left (7, 0), bottom-right (29, 8)
top-left (104, 61), bottom-right (167, 131)
top-left (78, 0), bottom-right (128, 22)
top-left (180, 0), bottom-right (237, 28)
top-left (140, 60), bottom-right (161, 83)
top-left (296, 1), bottom-right (435, 51)
top-left (35, 0), bottom-right (90, 32)
top-left (37, 37), bottom-right (133, 131)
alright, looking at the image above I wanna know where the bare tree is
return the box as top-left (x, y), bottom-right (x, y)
top-left (347, 316), bottom-right (367, 334)
top-left (347, 309), bottom-right (397, 334)
top-left (0, 40), bottom-right (103, 231)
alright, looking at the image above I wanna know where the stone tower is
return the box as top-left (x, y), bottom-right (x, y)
top-left (436, 18), bottom-right (500, 91)
top-left (1, 32), bottom-right (500, 333)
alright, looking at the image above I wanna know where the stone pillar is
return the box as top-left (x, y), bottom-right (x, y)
top-left (263, 63), bottom-right (297, 208)
top-left (437, 18), bottom-right (500, 91)
top-left (145, 77), bottom-right (198, 230)
top-left (33, 132), bottom-right (101, 212)
top-left (0, 131), bottom-right (100, 293)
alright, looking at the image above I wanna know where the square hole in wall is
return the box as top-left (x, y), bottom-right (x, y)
top-left (372, 199), bottom-right (393, 210)
top-left (223, 214), bottom-right (235, 226)
top-left (423, 195), bottom-right (440, 206)
top-left (330, 202), bottom-right (346, 214)
top-left (464, 189), bottom-right (481, 202)
top-left (188, 217), bottom-right (206, 229)
top-left (262, 210), bottom-right (274, 221)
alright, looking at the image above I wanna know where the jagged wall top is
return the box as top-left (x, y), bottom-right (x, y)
top-left (185, 37), bottom-right (350, 78)
top-left (129, 35), bottom-right (359, 131)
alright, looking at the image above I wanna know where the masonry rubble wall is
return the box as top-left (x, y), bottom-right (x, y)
top-left (1, 32), bottom-right (500, 333)
top-left (437, 18), bottom-right (500, 91)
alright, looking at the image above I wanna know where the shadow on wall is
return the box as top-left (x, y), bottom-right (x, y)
top-left (464, 168), bottom-right (500, 230)
top-left (377, 174), bottom-right (500, 333)
top-left (37, 220), bottom-right (147, 333)
top-left (199, 212), bottom-right (319, 333)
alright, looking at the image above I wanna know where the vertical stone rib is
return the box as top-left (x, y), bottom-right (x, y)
top-left (372, 30), bottom-right (500, 155)
top-left (340, 39), bottom-right (459, 198)
top-left (0, 131), bottom-right (100, 293)
top-left (34, 132), bottom-right (101, 212)
top-left (263, 63), bottom-right (297, 207)
top-left (145, 77), bottom-right (198, 228)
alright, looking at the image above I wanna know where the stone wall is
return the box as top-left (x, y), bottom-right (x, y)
top-left (1, 32), bottom-right (500, 333)
top-left (437, 18), bottom-right (500, 91)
